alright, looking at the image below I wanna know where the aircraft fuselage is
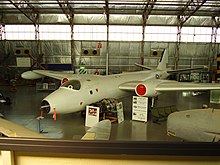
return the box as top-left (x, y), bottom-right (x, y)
top-left (42, 70), bottom-right (168, 114)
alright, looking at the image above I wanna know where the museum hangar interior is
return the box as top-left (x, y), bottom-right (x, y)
top-left (0, 0), bottom-right (220, 164)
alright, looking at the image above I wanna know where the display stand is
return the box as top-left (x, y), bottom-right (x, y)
top-left (85, 106), bottom-right (100, 127)
top-left (36, 116), bottom-right (48, 134)
top-left (132, 96), bottom-right (148, 122)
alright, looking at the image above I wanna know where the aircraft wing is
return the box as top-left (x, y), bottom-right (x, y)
top-left (0, 117), bottom-right (47, 138)
top-left (119, 79), bottom-right (220, 93)
top-left (21, 70), bottom-right (75, 80)
top-left (118, 81), bottom-right (141, 91)
top-left (155, 81), bottom-right (220, 91)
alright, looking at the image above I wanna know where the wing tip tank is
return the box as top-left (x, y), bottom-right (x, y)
top-left (21, 71), bottom-right (45, 79)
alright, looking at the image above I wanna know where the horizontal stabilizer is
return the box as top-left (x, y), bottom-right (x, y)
top-left (135, 63), bottom-right (152, 70)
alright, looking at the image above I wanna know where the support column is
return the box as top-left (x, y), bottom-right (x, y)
top-left (210, 17), bottom-right (219, 71)
top-left (211, 17), bottom-right (220, 80)
top-left (175, 19), bottom-right (182, 70)
top-left (141, 25), bottom-right (145, 67)
top-left (56, 0), bottom-right (76, 73)
top-left (0, 14), bottom-right (5, 40)
top-left (0, 24), bottom-right (5, 40)
top-left (70, 15), bottom-right (76, 73)
top-left (104, 0), bottom-right (109, 75)
top-left (34, 14), bottom-right (40, 64)
top-left (141, 0), bottom-right (156, 68)
top-left (141, 11), bottom-right (147, 68)
top-left (175, 0), bottom-right (206, 70)
top-left (106, 23), bottom-right (109, 75)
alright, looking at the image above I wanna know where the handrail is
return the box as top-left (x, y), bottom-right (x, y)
top-left (0, 137), bottom-right (219, 156)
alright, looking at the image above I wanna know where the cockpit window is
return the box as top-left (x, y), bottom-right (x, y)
top-left (62, 80), bottom-right (81, 90)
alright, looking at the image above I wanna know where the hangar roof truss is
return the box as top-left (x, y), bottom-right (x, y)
top-left (0, 0), bottom-right (219, 26)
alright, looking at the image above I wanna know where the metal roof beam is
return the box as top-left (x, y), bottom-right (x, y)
top-left (8, 0), bottom-right (38, 24)
top-left (142, 0), bottom-right (157, 25)
top-left (104, 0), bottom-right (109, 23)
top-left (212, 16), bottom-right (220, 27)
top-left (56, 0), bottom-right (74, 24)
top-left (178, 0), bottom-right (207, 26)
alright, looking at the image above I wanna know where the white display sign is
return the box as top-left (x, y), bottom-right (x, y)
top-left (16, 57), bottom-right (32, 67)
top-left (116, 102), bottom-right (124, 124)
top-left (85, 106), bottom-right (100, 127)
top-left (43, 83), bottom-right (49, 89)
top-left (132, 96), bottom-right (148, 122)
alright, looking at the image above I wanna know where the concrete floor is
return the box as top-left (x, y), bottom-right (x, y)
top-left (1, 85), bottom-right (220, 141)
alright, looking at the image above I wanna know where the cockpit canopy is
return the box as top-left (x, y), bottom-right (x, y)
top-left (61, 80), bottom-right (81, 90)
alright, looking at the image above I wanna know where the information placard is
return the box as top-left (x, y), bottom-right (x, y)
top-left (210, 90), bottom-right (220, 104)
top-left (85, 106), bottom-right (100, 127)
top-left (116, 102), bottom-right (124, 124)
top-left (16, 57), bottom-right (32, 67)
top-left (132, 96), bottom-right (148, 122)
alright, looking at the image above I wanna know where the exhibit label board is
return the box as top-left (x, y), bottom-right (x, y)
top-left (116, 102), bottom-right (124, 124)
top-left (210, 90), bottom-right (220, 104)
top-left (132, 96), bottom-right (148, 122)
top-left (85, 106), bottom-right (100, 127)
top-left (16, 57), bottom-right (32, 67)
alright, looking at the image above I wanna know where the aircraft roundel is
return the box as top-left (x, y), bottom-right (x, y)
top-left (136, 84), bottom-right (147, 96)
top-left (61, 77), bottom-right (69, 84)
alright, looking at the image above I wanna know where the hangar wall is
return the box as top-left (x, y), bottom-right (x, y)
top-left (0, 40), bottom-right (219, 76)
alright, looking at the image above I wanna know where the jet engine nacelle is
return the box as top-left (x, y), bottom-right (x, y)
top-left (135, 81), bottom-right (161, 97)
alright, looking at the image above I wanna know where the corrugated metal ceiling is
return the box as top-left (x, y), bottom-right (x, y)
top-left (0, 0), bottom-right (219, 17)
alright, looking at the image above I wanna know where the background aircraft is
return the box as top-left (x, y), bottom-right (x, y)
top-left (21, 50), bottom-right (220, 117)
top-left (0, 116), bottom-right (46, 138)
top-left (81, 119), bottom-right (111, 140)
top-left (167, 108), bottom-right (220, 142)
top-left (0, 113), bottom-right (110, 140)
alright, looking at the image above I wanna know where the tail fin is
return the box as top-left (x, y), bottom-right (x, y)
top-left (156, 49), bottom-right (168, 71)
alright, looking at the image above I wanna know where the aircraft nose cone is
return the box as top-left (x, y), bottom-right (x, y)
top-left (40, 87), bottom-right (84, 114)
top-left (41, 100), bottom-right (51, 114)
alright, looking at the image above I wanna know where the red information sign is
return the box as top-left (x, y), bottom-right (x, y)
top-left (98, 42), bottom-right (102, 48)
